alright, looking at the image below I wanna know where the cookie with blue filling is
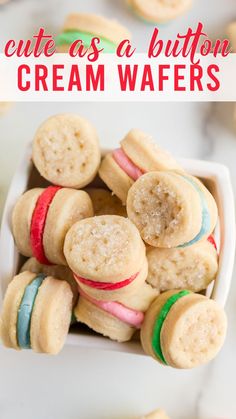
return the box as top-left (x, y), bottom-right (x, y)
top-left (127, 171), bottom-right (217, 248)
top-left (0, 271), bottom-right (73, 354)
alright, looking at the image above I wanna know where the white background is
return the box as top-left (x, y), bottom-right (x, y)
top-left (0, 1), bottom-right (236, 419)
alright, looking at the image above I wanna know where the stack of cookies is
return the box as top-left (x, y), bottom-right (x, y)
top-left (0, 113), bottom-right (227, 368)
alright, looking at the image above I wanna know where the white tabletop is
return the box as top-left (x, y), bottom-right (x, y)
top-left (0, 1), bottom-right (236, 419)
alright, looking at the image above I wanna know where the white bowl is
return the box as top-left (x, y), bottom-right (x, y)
top-left (0, 143), bottom-right (235, 355)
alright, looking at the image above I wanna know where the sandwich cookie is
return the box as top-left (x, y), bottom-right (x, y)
top-left (99, 129), bottom-right (182, 204)
top-left (141, 290), bottom-right (227, 369)
top-left (75, 280), bottom-right (158, 342)
top-left (32, 114), bottom-right (101, 189)
top-left (127, 171), bottom-right (217, 248)
top-left (127, 0), bottom-right (192, 24)
top-left (85, 187), bottom-right (127, 217)
top-left (21, 257), bottom-right (78, 306)
top-left (64, 215), bottom-right (147, 301)
top-left (12, 186), bottom-right (93, 265)
top-left (147, 240), bottom-right (218, 293)
top-left (76, 293), bottom-right (142, 342)
top-left (57, 13), bottom-right (131, 53)
top-left (139, 408), bottom-right (170, 419)
top-left (0, 271), bottom-right (73, 354)
top-left (75, 274), bottom-right (157, 341)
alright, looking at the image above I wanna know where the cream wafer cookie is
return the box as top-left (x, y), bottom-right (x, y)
top-left (12, 186), bottom-right (93, 265)
top-left (75, 279), bottom-right (157, 341)
top-left (64, 215), bottom-right (147, 300)
top-left (32, 114), bottom-right (101, 189)
top-left (127, 0), bottom-right (193, 24)
top-left (99, 129), bottom-right (182, 203)
top-left (147, 240), bottom-right (218, 293)
top-left (57, 13), bottom-right (131, 53)
top-left (141, 290), bottom-right (227, 369)
top-left (127, 171), bottom-right (217, 248)
top-left (0, 272), bottom-right (73, 354)
top-left (85, 188), bottom-right (127, 217)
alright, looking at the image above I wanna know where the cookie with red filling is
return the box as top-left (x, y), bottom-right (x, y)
top-left (12, 186), bottom-right (93, 265)
top-left (64, 215), bottom-right (148, 300)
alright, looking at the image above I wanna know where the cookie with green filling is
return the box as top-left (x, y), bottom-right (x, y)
top-left (141, 290), bottom-right (227, 369)
top-left (57, 13), bottom-right (131, 53)
top-left (0, 271), bottom-right (73, 354)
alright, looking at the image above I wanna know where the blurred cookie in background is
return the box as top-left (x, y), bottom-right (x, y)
top-left (127, 0), bottom-right (193, 24)
top-left (227, 21), bottom-right (236, 52)
top-left (56, 13), bottom-right (131, 52)
top-left (0, 102), bottom-right (12, 115)
top-left (139, 408), bottom-right (170, 419)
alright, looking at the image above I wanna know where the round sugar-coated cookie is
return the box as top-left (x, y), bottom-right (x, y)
top-left (141, 290), bottom-right (227, 369)
top-left (64, 215), bottom-right (147, 300)
top-left (32, 114), bottom-right (101, 189)
top-left (127, 0), bottom-right (192, 24)
top-left (0, 272), bottom-right (73, 354)
top-left (99, 129), bottom-right (182, 204)
top-left (12, 186), bottom-right (93, 265)
top-left (85, 188), bottom-right (127, 217)
top-left (57, 13), bottom-right (131, 52)
top-left (140, 409), bottom-right (170, 419)
top-left (147, 240), bottom-right (218, 293)
top-left (21, 257), bottom-right (78, 306)
top-left (127, 171), bottom-right (217, 248)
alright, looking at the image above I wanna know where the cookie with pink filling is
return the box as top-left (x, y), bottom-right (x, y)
top-left (12, 186), bottom-right (93, 265)
top-left (75, 280), bottom-right (158, 342)
top-left (99, 129), bottom-right (182, 203)
top-left (64, 215), bottom-right (148, 300)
